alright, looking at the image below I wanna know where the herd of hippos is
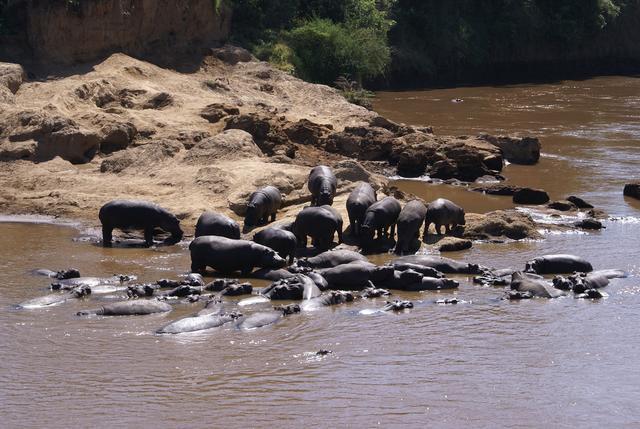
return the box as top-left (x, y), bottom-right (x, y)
top-left (18, 165), bottom-right (628, 334)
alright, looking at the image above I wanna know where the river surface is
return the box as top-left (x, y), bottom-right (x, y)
top-left (2, 76), bottom-right (640, 428)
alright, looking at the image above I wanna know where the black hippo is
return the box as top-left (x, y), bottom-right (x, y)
top-left (525, 254), bottom-right (593, 274)
top-left (292, 206), bottom-right (343, 250)
top-left (219, 283), bottom-right (253, 296)
top-left (394, 255), bottom-right (481, 274)
top-left (424, 198), bottom-right (465, 236)
top-left (32, 268), bottom-right (81, 280)
top-left (511, 272), bottom-right (564, 298)
top-left (376, 269), bottom-right (459, 291)
top-left (99, 200), bottom-right (183, 247)
top-left (250, 268), bottom-right (296, 281)
top-left (77, 299), bottom-right (172, 316)
top-left (346, 182), bottom-right (377, 236)
top-left (308, 165), bottom-right (337, 206)
top-left (360, 287), bottom-right (391, 298)
top-left (190, 236), bottom-right (286, 275)
top-left (253, 227), bottom-right (297, 264)
top-left (261, 274), bottom-right (322, 300)
top-left (300, 291), bottom-right (355, 310)
top-left (156, 312), bottom-right (240, 334)
top-left (243, 186), bottom-right (283, 232)
top-left (391, 261), bottom-right (443, 278)
top-left (195, 211), bottom-right (241, 239)
top-left (296, 249), bottom-right (367, 269)
top-left (553, 272), bottom-right (610, 294)
top-left (382, 300), bottom-right (414, 312)
top-left (394, 199), bottom-right (428, 254)
top-left (320, 261), bottom-right (394, 290)
top-left (17, 285), bottom-right (91, 309)
top-left (360, 196), bottom-right (402, 243)
top-left (127, 284), bottom-right (157, 298)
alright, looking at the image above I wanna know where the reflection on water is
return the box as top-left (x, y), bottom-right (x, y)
top-left (2, 76), bottom-right (640, 428)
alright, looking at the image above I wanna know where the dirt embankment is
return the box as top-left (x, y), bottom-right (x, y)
top-left (0, 46), bottom-right (541, 240)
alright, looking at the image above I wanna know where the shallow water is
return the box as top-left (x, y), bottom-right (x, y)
top-left (2, 76), bottom-right (640, 428)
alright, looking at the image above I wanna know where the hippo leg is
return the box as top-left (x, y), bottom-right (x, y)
top-left (144, 228), bottom-right (154, 247)
top-left (436, 224), bottom-right (443, 235)
top-left (191, 259), bottom-right (205, 273)
top-left (102, 225), bottom-right (113, 247)
top-left (337, 228), bottom-right (344, 244)
top-left (390, 223), bottom-right (396, 238)
top-left (270, 212), bottom-right (276, 222)
top-left (445, 224), bottom-right (451, 234)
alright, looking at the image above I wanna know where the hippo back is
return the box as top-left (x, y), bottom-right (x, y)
top-left (195, 211), bottom-right (241, 239)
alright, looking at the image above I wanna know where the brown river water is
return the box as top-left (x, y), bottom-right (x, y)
top-left (2, 76), bottom-right (640, 428)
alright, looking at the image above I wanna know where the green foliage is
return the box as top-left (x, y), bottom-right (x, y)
top-left (334, 75), bottom-right (374, 109)
top-left (254, 41), bottom-right (296, 74)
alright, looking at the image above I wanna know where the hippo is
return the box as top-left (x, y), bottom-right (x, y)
top-left (77, 299), bottom-right (172, 316)
top-left (253, 227), bottom-right (297, 264)
top-left (127, 284), bottom-right (156, 298)
top-left (220, 283), bottom-right (253, 296)
top-left (32, 268), bottom-right (81, 280)
top-left (237, 306), bottom-right (297, 330)
top-left (377, 269), bottom-right (459, 291)
top-left (346, 182), bottom-right (377, 236)
top-left (360, 196), bottom-right (402, 242)
top-left (301, 291), bottom-right (355, 311)
top-left (361, 287), bottom-right (391, 298)
top-left (308, 165), bottom-right (337, 206)
top-left (292, 206), bottom-right (343, 250)
top-left (261, 274), bottom-right (321, 300)
top-left (273, 304), bottom-right (301, 315)
top-left (554, 272), bottom-right (610, 293)
top-left (424, 198), bottom-right (465, 236)
top-left (394, 255), bottom-right (482, 274)
top-left (99, 200), bottom-right (183, 247)
top-left (250, 268), bottom-right (296, 281)
top-left (243, 186), bottom-right (283, 232)
top-left (204, 278), bottom-right (242, 292)
top-left (51, 275), bottom-right (136, 294)
top-left (511, 272), bottom-right (564, 298)
top-left (382, 300), bottom-right (414, 312)
top-left (525, 254), bottom-right (593, 274)
top-left (394, 199), bottom-right (428, 254)
top-left (17, 285), bottom-right (91, 309)
top-left (156, 312), bottom-right (240, 334)
top-left (189, 236), bottom-right (286, 275)
top-left (391, 261), bottom-right (443, 278)
top-left (320, 261), bottom-right (395, 290)
top-left (296, 250), bottom-right (367, 269)
top-left (195, 211), bottom-right (241, 239)
top-left (162, 285), bottom-right (203, 298)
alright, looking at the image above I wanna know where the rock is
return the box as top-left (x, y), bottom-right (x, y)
top-left (0, 63), bottom-right (27, 94)
top-left (369, 115), bottom-right (401, 132)
top-left (574, 218), bottom-right (603, 230)
top-left (142, 92), bottom-right (173, 110)
top-left (284, 119), bottom-right (332, 145)
top-left (36, 127), bottom-right (101, 164)
top-left (482, 154), bottom-right (504, 171)
top-left (0, 140), bottom-right (37, 161)
top-left (333, 160), bottom-right (373, 184)
top-left (210, 45), bottom-right (253, 65)
top-left (547, 200), bottom-right (576, 211)
top-left (224, 112), bottom-right (293, 156)
top-left (463, 210), bottom-right (542, 240)
top-left (513, 188), bottom-right (550, 205)
top-left (99, 121), bottom-right (136, 154)
top-left (436, 237), bottom-right (472, 252)
top-left (100, 139), bottom-right (182, 173)
top-left (472, 184), bottom-right (522, 195)
top-left (479, 134), bottom-right (540, 164)
top-left (183, 129), bottom-right (262, 164)
top-left (200, 103), bottom-right (240, 123)
top-left (567, 196), bottom-right (594, 209)
top-left (623, 183), bottom-right (640, 200)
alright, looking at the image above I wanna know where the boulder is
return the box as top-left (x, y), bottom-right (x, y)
top-left (623, 183), bottom-right (640, 200)
top-left (472, 184), bottom-right (522, 196)
top-left (99, 121), bottom-right (136, 154)
top-left (566, 195), bottom-right (594, 209)
top-left (547, 200), bottom-right (576, 211)
top-left (284, 119), bottom-right (332, 145)
top-left (210, 45), bottom-right (254, 65)
top-left (574, 218), bottom-right (603, 230)
top-left (0, 63), bottom-right (27, 94)
top-left (479, 134), bottom-right (540, 164)
top-left (333, 160), bottom-right (374, 184)
top-left (100, 139), bottom-right (182, 173)
top-left (183, 129), bottom-right (262, 164)
top-left (463, 210), bottom-right (541, 240)
top-left (200, 103), bottom-right (240, 123)
top-left (0, 140), bottom-right (37, 161)
top-left (436, 237), bottom-right (472, 252)
top-left (513, 188), bottom-right (550, 205)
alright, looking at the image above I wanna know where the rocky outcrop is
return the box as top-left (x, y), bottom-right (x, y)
top-left (479, 134), bottom-right (541, 165)
top-left (183, 130), bottom-right (262, 164)
top-left (623, 183), bottom-right (640, 200)
top-left (0, 63), bottom-right (27, 94)
top-left (100, 139), bottom-right (182, 173)
top-left (513, 188), bottom-right (550, 205)
top-left (567, 196), bottom-right (594, 209)
top-left (463, 210), bottom-right (542, 240)
top-left (436, 237), bottom-right (473, 252)
top-left (547, 200), bottom-right (576, 211)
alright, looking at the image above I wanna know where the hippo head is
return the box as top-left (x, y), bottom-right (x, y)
top-left (371, 265), bottom-right (395, 283)
top-left (441, 278), bottom-right (460, 289)
top-left (552, 276), bottom-right (573, 291)
top-left (524, 259), bottom-right (539, 273)
top-left (457, 210), bottom-right (466, 226)
top-left (360, 225), bottom-right (375, 242)
top-left (72, 285), bottom-right (92, 298)
top-left (260, 249), bottom-right (287, 269)
top-left (398, 269), bottom-right (423, 284)
top-left (243, 204), bottom-right (258, 232)
top-left (317, 191), bottom-right (334, 206)
top-left (162, 216), bottom-right (183, 244)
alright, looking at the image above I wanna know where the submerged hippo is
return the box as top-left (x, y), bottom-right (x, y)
top-left (253, 227), bottom-right (297, 264)
top-left (296, 250), bottom-right (368, 269)
top-left (424, 198), bottom-right (465, 236)
top-left (511, 272), bottom-right (564, 298)
top-left (77, 299), bottom-right (172, 316)
top-left (308, 165), bottom-right (337, 206)
top-left (394, 199), bottom-right (428, 254)
top-left (99, 200), bottom-right (183, 247)
top-left (195, 211), bottom-right (241, 239)
top-left (17, 285), bottom-right (91, 309)
top-left (360, 196), bottom-right (402, 242)
top-left (189, 236), bottom-right (286, 275)
top-left (32, 268), bottom-right (81, 280)
top-left (243, 186), bottom-right (283, 232)
top-left (301, 291), bottom-right (355, 311)
top-left (525, 254), bottom-right (593, 274)
top-left (237, 305), bottom-right (298, 330)
top-left (261, 274), bottom-right (322, 300)
top-left (391, 261), bottom-right (443, 278)
top-left (346, 182), bottom-right (377, 236)
top-left (394, 255), bottom-right (481, 274)
top-left (292, 206), bottom-right (343, 250)
top-left (156, 311), bottom-right (240, 334)
top-left (377, 269), bottom-right (459, 291)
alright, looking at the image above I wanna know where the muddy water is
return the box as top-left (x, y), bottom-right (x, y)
top-left (2, 76), bottom-right (640, 428)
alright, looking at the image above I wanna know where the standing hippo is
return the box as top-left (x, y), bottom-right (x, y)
top-left (525, 254), bottom-right (593, 274)
top-left (195, 211), bottom-right (241, 239)
top-left (347, 182), bottom-right (377, 236)
top-left (243, 186), bottom-right (283, 232)
top-left (189, 236), bottom-right (287, 275)
top-left (253, 227), bottom-right (297, 264)
top-left (360, 196), bottom-right (402, 242)
top-left (292, 206), bottom-right (343, 250)
top-left (308, 165), bottom-right (337, 206)
top-left (99, 200), bottom-right (183, 247)
top-left (424, 198), bottom-right (465, 236)
top-left (394, 200), bottom-right (428, 254)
